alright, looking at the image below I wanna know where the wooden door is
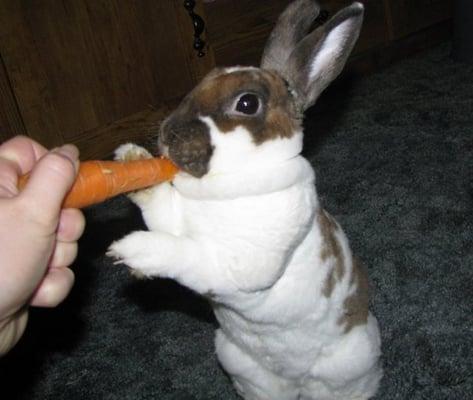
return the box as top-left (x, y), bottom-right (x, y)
top-left (385, 0), bottom-right (453, 40)
top-left (204, 0), bottom-right (389, 67)
top-left (0, 0), bottom-right (214, 159)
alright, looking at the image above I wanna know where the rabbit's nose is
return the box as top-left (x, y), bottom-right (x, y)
top-left (165, 128), bottom-right (182, 145)
top-left (161, 118), bottom-right (188, 145)
top-left (159, 118), bottom-right (213, 178)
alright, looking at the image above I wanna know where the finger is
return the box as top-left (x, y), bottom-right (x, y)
top-left (0, 136), bottom-right (47, 175)
top-left (19, 145), bottom-right (79, 230)
top-left (49, 241), bottom-right (78, 269)
top-left (57, 208), bottom-right (86, 242)
top-left (29, 267), bottom-right (75, 308)
top-left (0, 136), bottom-right (47, 198)
top-left (0, 309), bottom-right (28, 356)
top-left (0, 157), bottom-right (20, 197)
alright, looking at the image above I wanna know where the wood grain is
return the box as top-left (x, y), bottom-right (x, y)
top-left (385, 0), bottom-right (452, 40)
top-left (72, 101), bottom-right (180, 160)
top-left (173, 0), bottom-right (216, 84)
top-left (204, 0), bottom-right (389, 68)
top-left (0, 52), bottom-right (26, 142)
top-left (0, 0), bottom-right (454, 159)
top-left (0, 1), bottom-right (210, 149)
top-left (203, 0), bottom-right (291, 67)
top-left (0, 1), bottom-right (63, 147)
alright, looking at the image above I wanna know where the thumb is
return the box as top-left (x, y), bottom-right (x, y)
top-left (20, 145), bottom-right (79, 229)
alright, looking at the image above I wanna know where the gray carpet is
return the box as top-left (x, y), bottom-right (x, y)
top-left (1, 42), bottom-right (472, 399)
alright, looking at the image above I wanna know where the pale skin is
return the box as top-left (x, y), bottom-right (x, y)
top-left (0, 136), bottom-right (85, 356)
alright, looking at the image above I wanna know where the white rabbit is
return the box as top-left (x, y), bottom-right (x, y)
top-left (108, 1), bottom-right (382, 399)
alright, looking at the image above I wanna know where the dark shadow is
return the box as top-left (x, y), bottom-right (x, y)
top-left (77, 196), bottom-right (217, 325)
top-left (122, 278), bottom-right (216, 325)
top-left (302, 70), bottom-right (360, 159)
top-left (79, 196), bottom-right (147, 257)
top-left (81, 196), bottom-right (217, 325)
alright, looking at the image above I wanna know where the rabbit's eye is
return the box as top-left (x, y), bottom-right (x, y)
top-left (235, 93), bottom-right (260, 115)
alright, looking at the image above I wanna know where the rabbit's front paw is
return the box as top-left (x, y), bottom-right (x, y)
top-left (107, 231), bottom-right (162, 278)
top-left (114, 143), bottom-right (152, 162)
top-left (114, 143), bottom-right (154, 205)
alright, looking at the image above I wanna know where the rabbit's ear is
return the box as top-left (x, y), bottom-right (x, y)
top-left (260, 0), bottom-right (320, 72)
top-left (284, 2), bottom-right (364, 110)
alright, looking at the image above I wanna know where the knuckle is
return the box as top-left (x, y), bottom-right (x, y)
top-left (52, 242), bottom-right (78, 268)
top-left (58, 208), bottom-right (86, 242)
top-left (33, 267), bottom-right (75, 308)
top-left (44, 152), bottom-right (76, 180)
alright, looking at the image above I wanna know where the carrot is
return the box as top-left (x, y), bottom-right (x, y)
top-left (18, 157), bottom-right (179, 208)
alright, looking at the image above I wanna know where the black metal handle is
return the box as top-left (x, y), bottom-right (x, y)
top-left (183, 0), bottom-right (206, 57)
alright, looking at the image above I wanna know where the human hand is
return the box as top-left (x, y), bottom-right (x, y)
top-left (0, 136), bottom-right (85, 355)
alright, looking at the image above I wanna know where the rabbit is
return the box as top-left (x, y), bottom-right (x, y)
top-left (108, 1), bottom-right (382, 399)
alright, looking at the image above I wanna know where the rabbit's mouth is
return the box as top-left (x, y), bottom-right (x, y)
top-left (168, 146), bottom-right (213, 178)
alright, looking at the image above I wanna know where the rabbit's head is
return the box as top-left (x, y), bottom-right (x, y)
top-left (159, 0), bottom-right (363, 178)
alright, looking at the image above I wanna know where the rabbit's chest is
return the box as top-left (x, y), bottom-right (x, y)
top-left (180, 182), bottom-right (316, 245)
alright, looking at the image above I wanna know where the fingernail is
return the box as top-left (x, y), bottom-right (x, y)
top-left (53, 145), bottom-right (80, 168)
top-left (56, 144), bottom-right (79, 160)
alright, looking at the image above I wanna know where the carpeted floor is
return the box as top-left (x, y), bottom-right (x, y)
top-left (1, 42), bottom-right (472, 399)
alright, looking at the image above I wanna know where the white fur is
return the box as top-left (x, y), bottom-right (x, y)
top-left (310, 18), bottom-right (356, 81)
top-left (203, 117), bottom-right (303, 177)
top-left (309, 2), bottom-right (363, 83)
top-left (109, 126), bottom-right (382, 399)
top-left (224, 66), bottom-right (260, 75)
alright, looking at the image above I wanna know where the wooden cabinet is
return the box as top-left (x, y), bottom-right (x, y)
top-left (0, 1), bottom-right (452, 159)
top-left (202, 0), bottom-right (389, 66)
top-left (0, 0), bottom-right (213, 158)
top-left (385, 0), bottom-right (453, 39)
top-left (204, 0), bottom-right (452, 68)
top-left (203, 0), bottom-right (290, 67)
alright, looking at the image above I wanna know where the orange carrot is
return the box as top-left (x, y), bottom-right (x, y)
top-left (18, 157), bottom-right (179, 208)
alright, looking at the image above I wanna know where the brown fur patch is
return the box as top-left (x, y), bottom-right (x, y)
top-left (318, 210), bottom-right (345, 297)
top-left (189, 68), bottom-right (301, 144)
top-left (160, 67), bottom-right (301, 176)
top-left (339, 257), bottom-right (370, 333)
